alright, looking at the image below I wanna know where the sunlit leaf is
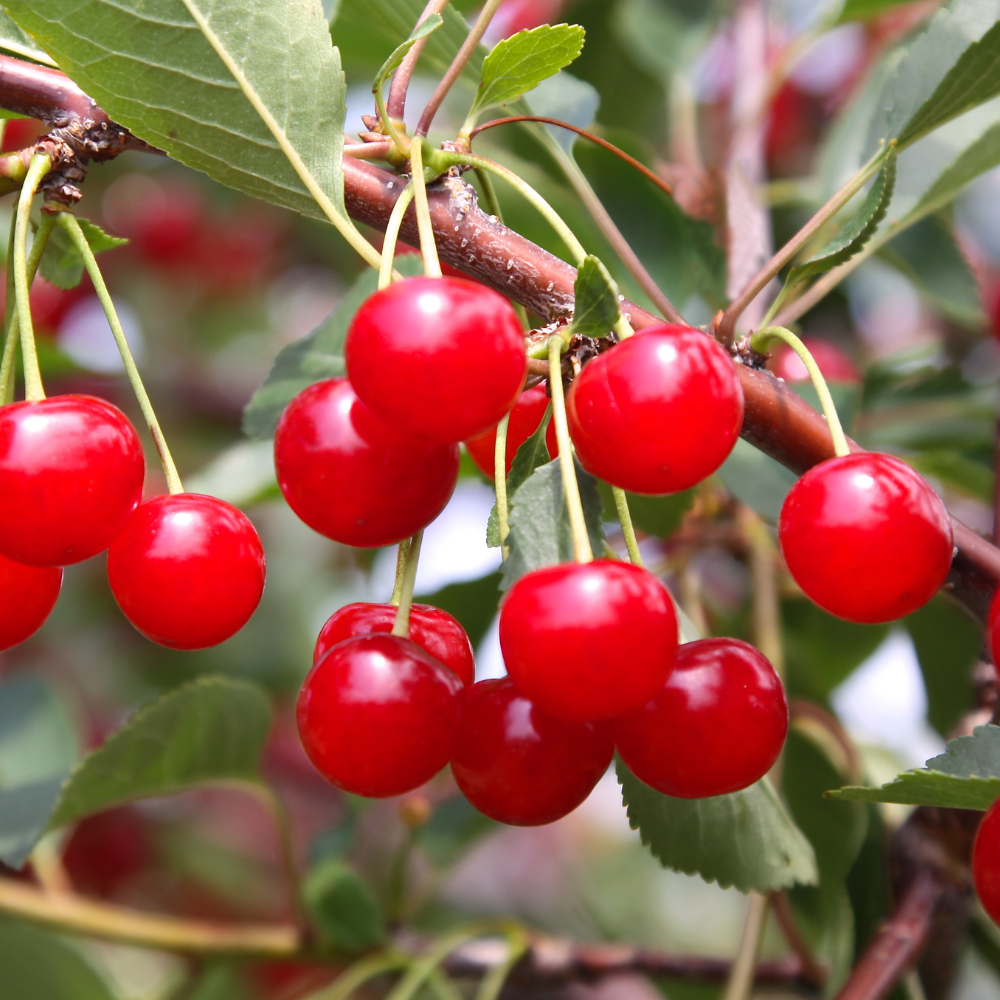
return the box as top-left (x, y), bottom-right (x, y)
top-left (570, 255), bottom-right (620, 337)
top-left (0, 10), bottom-right (55, 65)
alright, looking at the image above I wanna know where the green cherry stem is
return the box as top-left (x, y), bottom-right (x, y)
top-left (390, 535), bottom-right (412, 606)
top-left (314, 952), bottom-right (410, 1000)
top-left (548, 336), bottom-right (592, 564)
top-left (611, 486), bottom-right (642, 566)
top-left (750, 325), bottom-right (850, 459)
top-left (474, 926), bottom-right (529, 1000)
top-left (409, 139), bottom-right (442, 278)
top-left (57, 211), bottom-right (184, 494)
top-left (0, 211), bottom-right (55, 404)
top-left (14, 153), bottom-right (51, 402)
top-left (391, 529), bottom-right (424, 637)
top-left (380, 180), bottom-right (416, 290)
top-left (494, 412), bottom-right (511, 560)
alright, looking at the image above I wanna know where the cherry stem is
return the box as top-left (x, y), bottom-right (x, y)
top-left (390, 535), bottom-right (412, 606)
top-left (474, 925), bottom-right (529, 1000)
top-left (721, 892), bottom-right (770, 1000)
top-left (387, 0), bottom-right (451, 123)
top-left (434, 150), bottom-right (587, 265)
top-left (547, 336), bottom-right (592, 564)
top-left (409, 139), bottom-right (442, 278)
top-left (14, 152), bottom-right (50, 402)
top-left (750, 325), bottom-right (849, 459)
top-left (323, 953), bottom-right (411, 1000)
top-left (380, 180), bottom-right (415, 290)
top-left (494, 412), bottom-right (511, 560)
top-left (0, 211), bottom-right (54, 404)
top-left (611, 486), bottom-right (642, 566)
top-left (415, 0), bottom-right (504, 138)
top-left (391, 530), bottom-right (423, 637)
top-left (245, 782), bottom-right (305, 930)
top-left (56, 211), bottom-right (184, 494)
top-left (373, 53), bottom-right (409, 156)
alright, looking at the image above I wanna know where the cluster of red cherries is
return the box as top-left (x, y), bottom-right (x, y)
top-left (0, 394), bottom-right (265, 654)
top-left (277, 272), bottom-right (957, 827)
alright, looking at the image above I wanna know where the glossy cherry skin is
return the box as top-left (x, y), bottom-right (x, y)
top-left (314, 602), bottom-right (475, 686)
top-left (988, 589), bottom-right (1000, 669)
top-left (974, 800), bottom-right (1000, 925)
top-left (499, 560), bottom-right (678, 722)
top-left (296, 634), bottom-right (463, 798)
top-left (779, 453), bottom-right (953, 624)
top-left (452, 678), bottom-right (614, 825)
top-left (566, 324), bottom-right (744, 495)
top-left (614, 638), bottom-right (788, 799)
top-left (0, 395), bottom-right (144, 566)
top-left (274, 378), bottom-right (459, 548)
top-left (107, 493), bottom-right (266, 650)
top-left (346, 276), bottom-right (527, 443)
top-left (0, 552), bottom-right (62, 651)
top-left (464, 385), bottom-right (558, 478)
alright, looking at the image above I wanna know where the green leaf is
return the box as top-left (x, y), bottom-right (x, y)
top-left (183, 965), bottom-right (254, 1000)
top-left (905, 596), bottom-right (980, 738)
top-left (0, 674), bottom-right (78, 868)
top-left (4, 0), bottom-right (350, 225)
top-left (500, 456), bottom-right (606, 591)
top-left (416, 571), bottom-right (501, 650)
top-left (830, 724), bottom-right (1000, 809)
top-left (907, 450), bottom-right (994, 504)
top-left (596, 482), bottom-right (694, 540)
top-left (186, 440), bottom-right (279, 507)
top-left (469, 24), bottom-right (585, 121)
top-left (0, 920), bottom-right (114, 1000)
top-left (47, 676), bottom-right (272, 831)
top-left (303, 858), bottom-right (386, 952)
top-left (788, 149), bottom-right (896, 288)
top-left (39, 217), bottom-right (126, 291)
top-left (524, 70), bottom-right (599, 155)
top-left (718, 439), bottom-right (798, 524)
top-left (372, 13), bottom-right (443, 104)
top-left (486, 409), bottom-right (553, 547)
top-left (617, 760), bottom-right (818, 893)
top-left (243, 257), bottom-right (423, 439)
top-left (0, 10), bottom-right (55, 65)
top-left (835, 0), bottom-right (914, 22)
top-left (570, 255), bottom-right (621, 337)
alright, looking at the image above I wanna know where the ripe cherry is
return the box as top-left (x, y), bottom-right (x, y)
top-left (107, 493), bottom-right (266, 650)
top-left (346, 276), bottom-right (526, 442)
top-left (770, 337), bottom-right (860, 385)
top-left (988, 589), bottom-right (1000, 668)
top-left (566, 324), bottom-right (744, 495)
top-left (0, 552), bottom-right (62, 651)
top-left (0, 395), bottom-right (144, 566)
top-left (974, 799), bottom-right (1000, 926)
top-left (499, 560), bottom-right (678, 722)
top-left (464, 384), bottom-right (558, 478)
top-left (614, 638), bottom-right (788, 799)
top-left (314, 602), bottom-right (474, 686)
top-left (297, 634), bottom-right (462, 798)
top-left (274, 378), bottom-right (459, 548)
top-left (451, 678), bottom-right (614, 825)
top-left (779, 452), bottom-right (953, 624)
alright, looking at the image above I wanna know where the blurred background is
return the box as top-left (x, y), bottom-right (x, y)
top-left (2, 0), bottom-right (999, 997)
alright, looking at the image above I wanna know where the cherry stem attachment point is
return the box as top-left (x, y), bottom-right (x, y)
top-left (380, 180), bottom-right (415, 290)
top-left (494, 412), bottom-right (511, 560)
top-left (611, 486), bottom-right (642, 566)
top-left (391, 530), bottom-right (423, 637)
top-left (14, 152), bottom-right (51, 402)
top-left (548, 337), bottom-right (592, 564)
top-left (409, 139), bottom-right (442, 278)
top-left (0, 211), bottom-right (54, 404)
top-left (750, 325), bottom-right (849, 459)
top-left (56, 211), bottom-right (184, 495)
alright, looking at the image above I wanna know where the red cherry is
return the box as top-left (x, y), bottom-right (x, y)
top-left (614, 638), bottom-right (788, 798)
top-left (107, 494), bottom-right (265, 650)
top-left (451, 678), bottom-right (614, 825)
top-left (464, 384), bottom-right (559, 477)
top-left (770, 338), bottom-right (861, 384)
top-left (346, 276), bottom-right (526, 442)
top-left (974, 800), bottom-right (1000, 925)
top-left (0, 552), bottom-right (62, 651)
top-left (988, 589), bottom-right (1000, 667)
top-left (296, 634), bottom-right (462, 798)
top-left (274, 378), bottom-right (458, 548)
top-left (566, 325), bottom-right (744, 495)
top-left (779, 452), bottom-right (953, 624)
top-left (0, 395), bottom-right (144, 566)
top-left (314, 602), bottom-right (475, 686)
top-left (499, 560), bottom-right (678, 722)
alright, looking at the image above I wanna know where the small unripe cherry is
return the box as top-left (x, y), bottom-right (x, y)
top-left (452, 678), bottom-right (614, 825)
top-left (313, 602), bottom-right (474, 686)
top-left (614, 638), bottom-right (788, 798)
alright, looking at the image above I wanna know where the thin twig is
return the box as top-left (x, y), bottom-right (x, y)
top-left (387, 0), bottom-right (452, 122)
top-left (416, 0), bottom-right (503, 137)
top-left (722, 893), bottom-right (769, 1000)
